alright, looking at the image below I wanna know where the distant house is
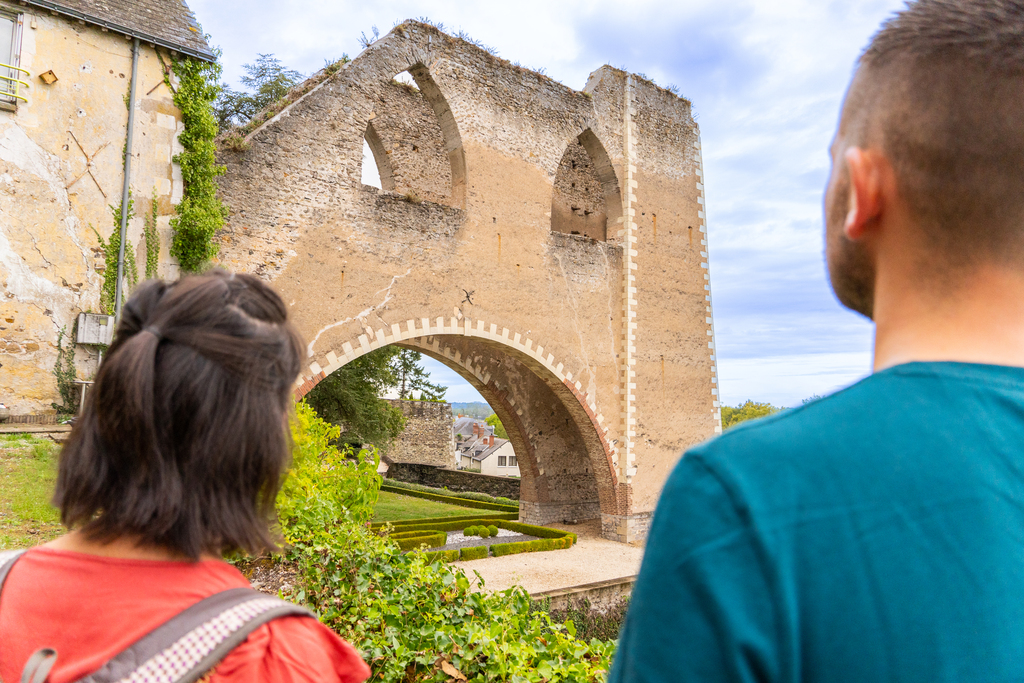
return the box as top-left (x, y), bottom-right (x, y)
top-left (453, 417), bottom-right (519, 477)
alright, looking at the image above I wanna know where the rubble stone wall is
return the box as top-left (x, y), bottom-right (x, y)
top-left (385, 398), bottom-right (455, 468)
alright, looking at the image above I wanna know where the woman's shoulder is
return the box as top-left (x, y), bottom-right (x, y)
top-left (212, 615), bottom-right (370, 683)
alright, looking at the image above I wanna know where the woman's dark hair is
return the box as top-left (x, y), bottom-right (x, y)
top-left (54, 271), bottom-right (304, 560)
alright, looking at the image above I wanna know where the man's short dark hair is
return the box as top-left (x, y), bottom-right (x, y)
top-left (54, 271), bottom-right (304, 560)
top-left (850, 0), bottom-right (1024, 265)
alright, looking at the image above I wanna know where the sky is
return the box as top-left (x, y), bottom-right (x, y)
top-left (190, 0), bottom-right (908, 408)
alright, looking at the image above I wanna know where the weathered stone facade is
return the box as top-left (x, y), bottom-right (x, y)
top-left (213, 21), bottom-right (721, 542)
top-left (384, 398), bottom-right (455, 468)
top-left (0, 2), bottom-right (210, 414)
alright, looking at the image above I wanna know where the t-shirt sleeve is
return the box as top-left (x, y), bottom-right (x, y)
top-left (211, 615), bottom-right (371, 683)
top-left (608, 452), bottom-right (782, 683)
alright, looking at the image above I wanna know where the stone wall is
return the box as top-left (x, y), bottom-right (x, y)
top-left (207, 21), bottom-right (716, 543)
top-left (386, 462), bottom-right (521, 499)
top-left (550, 136), bottom-right (607, 240)
top-left (1, 4), bottom-right (188, 415)
top-left (531, 575), bottom-right (636, 615)
top-left (385, 399), bottom-right (455, 467)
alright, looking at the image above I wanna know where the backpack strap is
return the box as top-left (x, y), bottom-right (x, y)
top-left (0, 549), bottom-right (27, 593)
top-left (76, 586), bottom-right (315, 683)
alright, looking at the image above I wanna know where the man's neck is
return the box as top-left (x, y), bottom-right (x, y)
top-left (873, 263), bottom-right (1024, 371)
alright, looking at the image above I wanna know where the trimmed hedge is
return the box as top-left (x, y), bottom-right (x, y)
top-left (421, 548), bottom-right (460, 563)
top-left (492, 536), bottom-right (574, 557)
top-left (498, 520), bottom-right (578, 545)
top-left (384, 478), bottom-right (518, 506)
top-left (370, 511), bottom-right (516, 532)
top-left (380, 518), bottom-right (510, 534)
top-left (459, 545), bottom-right (489, 561)
top-left (380, 483), bottom-right (518, 513)
top-left (390, 530), bottom-right (446, 551)
top-left (380, 517), bottom-right (577, 561)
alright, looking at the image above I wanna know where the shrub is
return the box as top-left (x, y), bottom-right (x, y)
top-left (277, 401), bottom-right (382, 549)
top-left (382, 479), bottom-right (518, 507)
top-left (492, 538), bottom-right (574, 557)
top-left (295, 521), bottom-right (614, 681)
top-left (487, 525), bottom-right (499, 537)
top-left (369, 511), bottom-right (515, 531)
top-left (391, 530), bottom-right (446, 551)
top-left (280, 412), bottom-right (614, 681)
top-left (419, 548), bottom-right (459, 563)
top-left (379, 483), bottom-right (517, 512)
top-left (459, 545), bottom-right (488, 561)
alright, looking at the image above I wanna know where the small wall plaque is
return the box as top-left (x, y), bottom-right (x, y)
top-left (76, 312), bottom-right (114, 345)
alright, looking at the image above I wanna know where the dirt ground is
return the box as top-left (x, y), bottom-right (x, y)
top-left (458, 519), bottom-right (645, 594)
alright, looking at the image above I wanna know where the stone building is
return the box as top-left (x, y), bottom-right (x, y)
top-left (6, 18), bottom-right (720, 543)
top-left (217, 21), bottom-right (720, 542)
top-left (454, 417), bottom-right (519, 477)
top-left (0, 0), bottom-right (213, 415)
top-left (383, 398), bottom-right (456, 468)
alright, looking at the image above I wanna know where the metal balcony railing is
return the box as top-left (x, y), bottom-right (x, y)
top-left (0, 63), bottom-right (29, 103)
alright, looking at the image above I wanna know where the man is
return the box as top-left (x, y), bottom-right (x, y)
top-left (610, 1), bottom-right (1024, 681)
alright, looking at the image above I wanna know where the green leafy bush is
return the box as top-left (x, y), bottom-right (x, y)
top-left (276, 401), bottom-right (382, 549)
top-left (295, 521), bottom-right (614, 681)
top-left (487, 525), bottom-right (499, 537)
top-left (459, 545), bottom-right (488, 561)
top-left (278, 411), bottom-right (613, 681)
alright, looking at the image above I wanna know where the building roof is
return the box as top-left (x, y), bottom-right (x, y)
top-left (24, 0), bottom-right (216, 61)
top-left (453, 416), bottom-right (486, 437)
top-left (458, 435), bottom-right (510, 462)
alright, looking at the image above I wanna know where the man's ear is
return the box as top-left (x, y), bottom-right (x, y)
top-left (843, 147), bottom-right (885, 240)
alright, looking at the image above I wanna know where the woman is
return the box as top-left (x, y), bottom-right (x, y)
top-left (0, 272), bottom-right (369, 683)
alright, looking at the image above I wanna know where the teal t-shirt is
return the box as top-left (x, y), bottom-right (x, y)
top-left (610, 362), bottom-right (1024, 683)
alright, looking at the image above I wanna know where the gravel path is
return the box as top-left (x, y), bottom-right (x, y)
top-left (438, 528), bottom-right (541, 552)
top-left (458, 520), bottom-right (645, 594)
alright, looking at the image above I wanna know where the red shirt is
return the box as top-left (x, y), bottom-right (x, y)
top-left (0, 547), bottom-right (370, 683)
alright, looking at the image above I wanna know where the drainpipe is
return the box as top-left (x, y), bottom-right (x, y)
top-left (114, 37), bottom-right (140, 324)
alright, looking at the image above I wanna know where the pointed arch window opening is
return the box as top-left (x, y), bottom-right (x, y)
top-left (550, 129), bottom-right (622, 242)
top-left (357, 66), bottom-right (466, 209)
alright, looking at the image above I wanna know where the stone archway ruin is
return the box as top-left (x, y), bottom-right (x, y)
top-left (297, 322), bottom-right (622, 525)
top-left (214, 21), bottom-right (720, 542)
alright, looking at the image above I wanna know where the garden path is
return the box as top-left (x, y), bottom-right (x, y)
top-left (460, 520), bottom-right (644, 594)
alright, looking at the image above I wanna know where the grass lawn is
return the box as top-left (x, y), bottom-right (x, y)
top-left (372, 490), bottom-right (480, 523)
top-left (0, 433), bottom-right (63, 550)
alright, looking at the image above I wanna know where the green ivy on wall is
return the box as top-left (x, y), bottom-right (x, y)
top-left (169, 56), bottom-right (226, 273)
top-left (93, 192), bottom-right (138, 316)
top-left (143, 187), bottom-right (160, 279)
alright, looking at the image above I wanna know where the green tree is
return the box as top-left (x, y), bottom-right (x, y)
top-left (485, 413), bottom-right (508, 439)
top-left (720, 400), bottom-right (782, 430)
top-left (304, 347), bottom-right (406, 449)
top-left (393, 349), bottom-right (447, 401)
top-left (215, 54), bottom-right (302, 129)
